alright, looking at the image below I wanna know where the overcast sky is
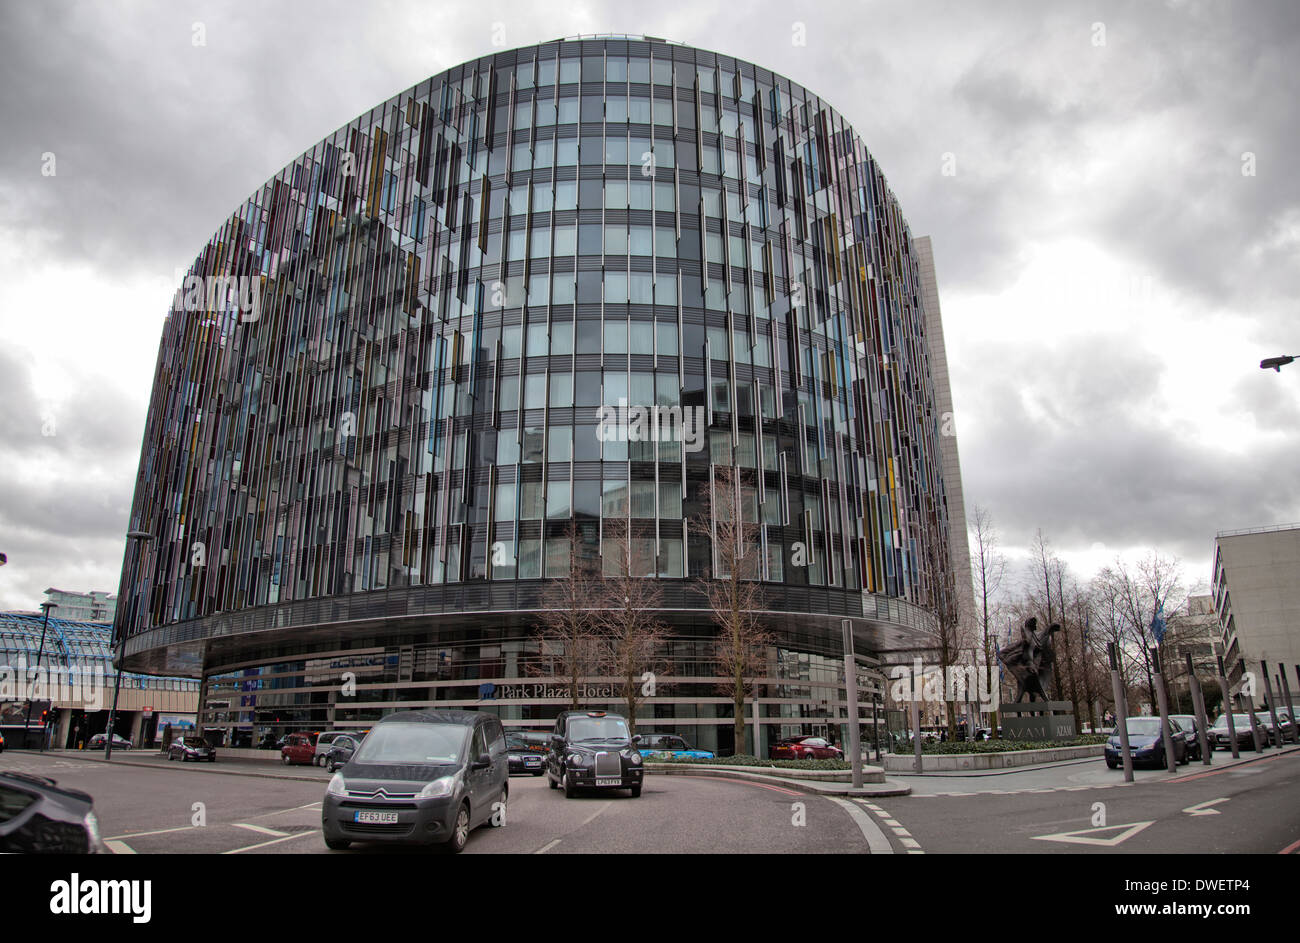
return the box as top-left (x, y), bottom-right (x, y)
top-left (1, 0), bottom-right (1296, 612)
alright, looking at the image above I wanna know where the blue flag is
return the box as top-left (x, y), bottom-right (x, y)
top-left (1150, 602), bottom-right (1167, 645)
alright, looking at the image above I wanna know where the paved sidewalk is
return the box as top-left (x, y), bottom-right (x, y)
top-left (9, 748), bottom-right (330, 783)
top-left (894, 743), bottom-right (1300, 797)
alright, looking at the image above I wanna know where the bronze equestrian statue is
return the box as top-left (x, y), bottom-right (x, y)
top-left (997, 617), bottom-right (1060, 703)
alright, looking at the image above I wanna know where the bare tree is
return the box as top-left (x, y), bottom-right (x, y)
top-left (692, 464), bottom-right (773, 756)
top-left (918, 507), bottom-right (970, 741)
top-left (534, 522), bottom-right (603, 711)
top-left (591, 523), bottom-right (671, 735)
top-left (1094, 552), bottom-right (1187, 709)
top-left (970, 506), bottom-right (1006, 732)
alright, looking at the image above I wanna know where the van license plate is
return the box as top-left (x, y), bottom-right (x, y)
top-left (595, 777), bottom-right (622, 786)
top-left (354, 811), bottom-right (399, 824)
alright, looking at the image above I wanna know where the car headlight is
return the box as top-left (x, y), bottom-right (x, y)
top-left (83, 811), bottom-right (102, 850)
top-left (568, 753), bottom-right (586, 767)
top-left (417, 774), bottom-right (458, 799)
top-left (627, 751), bottom-right (642, 765)
top-left (326, 773), bottom-right (347, 796)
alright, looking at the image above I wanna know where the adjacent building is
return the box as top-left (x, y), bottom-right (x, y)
top-left (0, 612), bottom-right (199, 748)
top-left (1213, 524), bottom-right (1300, 709)
top-left (42, 588), bottom-right (116, 624)
top-left (115, 36), bottom-right (969, 754)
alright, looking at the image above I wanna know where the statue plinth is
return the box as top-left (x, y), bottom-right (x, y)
top-left (998, 702), bottom-right (1076, 742)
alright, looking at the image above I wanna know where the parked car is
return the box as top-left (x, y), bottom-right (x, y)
top-left (1104, 717), bottom-right (1188, 768)
top-left (1254, 709), bottom-right (1294, 746)
top-left (167, 736), bottom-right (217, 763)
top-left (1210, 713), bottom-right (1259, 751)
top-left (506, 732), bottom-right (549, 776)
top-left (280, 733), bottom-right (317, 766)
top-left (637, 734), bottom-right (715, 760)
top-left (545, 710), bottom-right (645, 798)
top-left (0, 771), bottom-right (104, 853)
top-left (770, 736), bottom-right (843, 761)
top-left (321, 709), bottom-right (508, 853)
top-left (86, 733), bottom-right (132, 751)
top-left (314, 731), bottom-right (361, 767)
top-left (1169, 714), bottom-right (1206, 761)
top-left (0, 731), bottom-right (5, 754)
top-left (324, 735), bottom-right (361, 773)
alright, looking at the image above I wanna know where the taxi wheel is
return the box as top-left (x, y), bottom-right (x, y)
top-left (281, 754), bottom-right (290, 765)
top-left (630, 785), bottom-right (642, 798)
top-left (548, 772), bottom-right (558, 789)
top-left (564, 773), bottom-right (578, 799)
top-left (325, 837), bottom-right (351, 851)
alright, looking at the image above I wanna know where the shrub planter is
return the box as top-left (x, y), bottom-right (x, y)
top-left (881, 743), bottom-right (1105, 772)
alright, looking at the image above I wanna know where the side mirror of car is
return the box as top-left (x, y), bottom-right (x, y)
top-left (471, 752), bottom-right (492, 770)
top-left (632, 734), bottom-right (642, 744)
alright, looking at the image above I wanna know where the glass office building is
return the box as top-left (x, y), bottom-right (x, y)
top-left (118, 36), bottom-right (965, 753)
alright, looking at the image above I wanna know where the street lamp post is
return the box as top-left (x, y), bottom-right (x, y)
top-left (1260, 355), bottom-right (1297, 372)
top-left (104, 530), bottom-right (152, 761)
top-left (21, 601), bottom-right (57, 750)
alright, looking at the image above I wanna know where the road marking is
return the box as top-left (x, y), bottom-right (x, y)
top-left (105, 825), bottom-right (198, 840)
top-left (1182, 798), bottom-right (1229, 817)
top-left (579, 801), bottom-right (613, 827)
top-left (1031, 821), bottom-right (1155, 847)
top-left (233, 823), bottom-right (289, 836)
top-left (1167, 749), bottom-right (1297, 783)
top-left (104, 840), bottom-right (135, 854)
top-left (223, 831), bottom-right (318, 854)
top-left (692, 775), bottom-right (803, 796)
top-left (828, 797), bottom-right (893, 854)
top-left (533, 839), bottom-right (561, 855)
top-left (1279, 838), bottom-right (1300, 855)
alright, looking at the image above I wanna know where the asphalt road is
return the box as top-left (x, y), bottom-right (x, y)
top-left (0, 751), bottom-right (881, 854)
top-left (5, 747), bottom-right (1295, 854)
top-left (871, 749), bottom-right (1300, 853)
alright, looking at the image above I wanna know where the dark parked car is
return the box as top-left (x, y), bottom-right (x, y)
top-left (1209, 713), bottom-right (1258, 751)
top-left (545, 711), bottom-right (644, 798)
top-left (506, 732), bottom-right (549, 776)
top-left (86, 733), bottom-right (132, 751)
top-left (0, 731), bottom-right (5, 753)
top-left (770, 736), bottom-right (843, 760)
top-left (0, 771), bottom-right (104, 853)
top-left (1105, 717), bottom-right (1188, 768)
top-left (1252, 709), bottom-right (1293, 746)
top-left (324, 735), bottom-right (361, 772)
top-left (321, 709), bottom-right (508, 853)
top-left (168, 736), bottom-right (217, 762)
top-left (1169, 714), bottom-right (1206, 761)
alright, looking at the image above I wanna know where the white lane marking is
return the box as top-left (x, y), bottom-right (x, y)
top-left (827, 797), bottom-right (893, 854)
top-left (232, 823), bottom-right (289, 836)
top-left (533, 839), bottom-right (561, 855)
top-left (223, 831), bottom-right (318, 854)
top-left (579, 802), bottom-right (612, 827)
top-left (1183, 798), bottom-right (1230, 816)
top-left (1031, 821), bottom-right (1155, 847)
top-left (104, 840), bottom-right (135, 854)
top-left (105, 825), bottom-right (198, 840)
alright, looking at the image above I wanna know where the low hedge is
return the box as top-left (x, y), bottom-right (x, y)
top-left (899, 734), bottom-right (1108, 755)
top-left (645, 753), bottom-right (852, 770)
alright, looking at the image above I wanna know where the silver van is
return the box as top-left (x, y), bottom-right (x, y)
top-left (314, 731), bottom-right (363, 767)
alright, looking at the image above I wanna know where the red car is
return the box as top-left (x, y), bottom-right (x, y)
top-left (280, 733), bottom-right (317, 766)
top-left (770, 736), bottom-right (843, 760)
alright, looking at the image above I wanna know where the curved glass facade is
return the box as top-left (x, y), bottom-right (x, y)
top-left (119, 37), bottom-right (963, 753)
